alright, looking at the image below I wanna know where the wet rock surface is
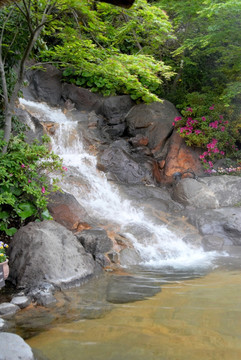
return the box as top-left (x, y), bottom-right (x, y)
top-left (8, 221), bottom-right (96, 289)
top-left (47, 190), bottom-right (93, 232)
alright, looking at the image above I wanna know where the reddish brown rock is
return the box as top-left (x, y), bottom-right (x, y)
top-left (47, 191), bottom-right (92, 232)
top-left (163, 131), bottom-right (204, 182)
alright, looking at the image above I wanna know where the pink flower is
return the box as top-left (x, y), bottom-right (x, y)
top-left (28, 179), bottom-right (31, 183)
top-left (201, 117), bottom-right (206, 121)
top-left (220, 126), bottom-right (225, 132)
top-left (195, 130), bottom-right (201, 134)
top-left (208, 161), bottom-right (213, 167)
top-left (220, 151), bottom-right (225, 155)
top-left (213, 148), bottom-right (219, 153)
top-left (209, 105), bottom-right (215, 110)
top-left (172, 122), bottom-right (175, 126)
top-left (187, 107), bottom-right (193, 112)
top-left (219, 115), bottom-right (224, 120)
top-left (62, 166), bottom-right (68, 171)
top-left (199, 154), bottom-right (205, 159)
top-left (209, 121), bottom-right (218, 129)
top-left (174, 116), bottom-right (182, 122)
top-left (41, 187), bottom-right (46, 194)
top-left (21, 164), bottom-right (25, 168)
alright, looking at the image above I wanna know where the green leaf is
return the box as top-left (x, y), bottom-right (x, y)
top-left (41, 209), bottom-right (53, 220)
top-left (16, 202), bottom-right (36, 219)
top-left (5, 227), bottom-right (17, 236)
top-left (0, 211), bottom-right (9, 220)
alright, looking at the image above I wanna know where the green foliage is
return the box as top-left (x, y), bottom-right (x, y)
top-left (38, 0), bottom-right (175, 102)
top-left (157, 0), bottom-right (241, 107)
top-left (0, 131), bottom-right (64, 236)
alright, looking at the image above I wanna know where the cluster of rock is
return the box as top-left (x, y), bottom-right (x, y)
top-left (24, 64), bottom-right (203, 185)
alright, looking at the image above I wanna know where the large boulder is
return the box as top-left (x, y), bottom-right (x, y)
top-left (172, 176), bottom-right (241, 208)
top-left (47, 191), bottom-right (92, 232)
top-left (26, 64), bottom-right (63, 106)
top-left (99, 95), bottom-right (134, 125)
top-left (8, 221), bottom-right (96, 289)
top-left (62, 83), bottom-right (103, 113)
top-left (125, 100), bottom-right (179, 152)
top-left (163, 130), bottom-right (203, 180)
top-left (0, 333), bottom-right (35, 360)
top-left (97, 139), bottom-right (154, 184)
top-left (185, 207), bottom-right (241, 246)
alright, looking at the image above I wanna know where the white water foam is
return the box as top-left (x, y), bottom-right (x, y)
top-left (20, 99), bottom-right (218, 269)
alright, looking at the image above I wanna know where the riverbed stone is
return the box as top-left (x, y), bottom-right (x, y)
top-left (8, 221), bottom-right (96, 289)
top-left (0, 332), bottom-right (35, 360)
top-left (10, 296), bottom-right (31, 309)
top-left (0, 303), bottom-right (20, 318)
top-left (76, 229), bottom-right (113, 267)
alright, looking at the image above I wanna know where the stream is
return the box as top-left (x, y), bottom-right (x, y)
top-left (12, 99), bottom-right (241, 360)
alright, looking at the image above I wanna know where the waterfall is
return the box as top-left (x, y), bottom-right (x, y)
top-left (19, 99), bottom-right (217, 269)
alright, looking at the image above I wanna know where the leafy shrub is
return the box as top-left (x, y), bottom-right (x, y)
top-left (173, 93), bottom-right (241, 173)
top-left (0, 132), bottom-right (65, 236)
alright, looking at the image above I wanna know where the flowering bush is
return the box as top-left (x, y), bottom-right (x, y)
top-left (0, 241), bottom-right (8, 263)
top-left (0, 132), bottom-right (65, 236)
top-left (173, 101), bottom-right (241, 173)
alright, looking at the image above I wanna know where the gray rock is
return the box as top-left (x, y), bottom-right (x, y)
top-left (201, 235), bottom-right (225, 251)
top-left (107, 275), bottom-right (161, 304)
top-left (172, 178), bottom-right (219, 209)
top-left (29, 283), bottom-right (57, 307)
top-left (185, 207), bottom-right (241, 246)
top-left (77, 229), bottom-right (113, 257)
top-left (201, 175), bottom-right (241, 207)
top-left (26, 64), bottom-right (63, 106)
top-left (125, 100), bottom-right (179, 151)
top-left (172, 176), bottom-right (241, 209)
top-left (8, 221), bottom-right (96, 289)
top-left (0, 303), bottom-right (20, 318)
top-left (100, 95), bottom-right (134, 125)
top-left (97, 139), bottom-right (154, 185)
top-left (0, 332), bottom-right (35, 360)
top-left (62, 83), bottom-right (102, 113)
top-left (11, 296), bottom-right (31, 309)
top-left (119, 248), bottom-right (142, 266)
top-left (0, 318), bottom-right (6, 330)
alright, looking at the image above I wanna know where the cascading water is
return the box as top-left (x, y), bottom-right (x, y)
top-left (19, 98), bottom-right (217, 269)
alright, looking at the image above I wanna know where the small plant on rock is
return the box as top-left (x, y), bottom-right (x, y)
top-left (0, 131), bottom-right (65, 236)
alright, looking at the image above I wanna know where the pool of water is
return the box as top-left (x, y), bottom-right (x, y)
top-left (11, 255), bottom-right (241, 360)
